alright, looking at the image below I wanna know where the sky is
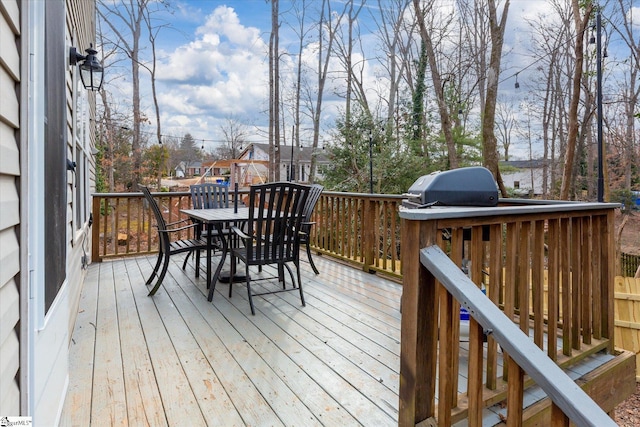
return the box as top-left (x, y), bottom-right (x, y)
top-left (100, 0), bottom-right (638, 158)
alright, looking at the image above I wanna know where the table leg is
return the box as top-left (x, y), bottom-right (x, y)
top-left (206, 229), bottom-right (212, 289)
top-left (207, 224), bottom-right (228, 301)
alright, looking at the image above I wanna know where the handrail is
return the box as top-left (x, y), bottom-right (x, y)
top-left (420, 245), bottom-right (616, 427)
top-left (91, 190), bottom-right (404, 277)
top-left (309, 191), bottom-right (404, 277)
top-left (397, 200), bottom-right (621, 426)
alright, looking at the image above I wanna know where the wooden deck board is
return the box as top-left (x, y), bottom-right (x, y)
top-left (115, 258), bottom-right (169, 427)
top-left (61, 253), bottom-right (622, 427)
top-left (60, 262), bottom-right (100, 427)
top-left (91, 260), bottom-right (128, 425)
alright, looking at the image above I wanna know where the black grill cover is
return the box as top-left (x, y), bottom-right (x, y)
top-left (403, 167), bottom-right (498, 208)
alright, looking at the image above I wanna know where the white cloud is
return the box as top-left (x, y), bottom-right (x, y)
top-left (152, 5), bottom-right (270, 142)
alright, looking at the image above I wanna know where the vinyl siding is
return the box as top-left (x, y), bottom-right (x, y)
top-left (0, 0), bottom-right (21, 417)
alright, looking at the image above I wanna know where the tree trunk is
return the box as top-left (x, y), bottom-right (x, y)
top-left (560, 1), bottom-right (593, 200)
top-left (481, 0), bottom-right (509, 197)
top-left (413, 0), bottom-right (459, 169)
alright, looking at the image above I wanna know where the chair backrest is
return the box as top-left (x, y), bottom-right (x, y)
top-left (302, 184), bottom-right (323, 223)
top-left (141, 186), bottom-right (173, 251)
top-left (245, 182), bottom-right (310, 264)
top-left (190, 183), bottom-right (229, 209)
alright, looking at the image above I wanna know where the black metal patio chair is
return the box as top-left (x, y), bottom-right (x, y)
top-left (228, 182), bottom-right (310, 315)
top-left (181, 183), bottom-right (230, 275)
top-left (141, 186), bottom-right (210, 296)
top-left (298, 184), bottom-right (323, 274)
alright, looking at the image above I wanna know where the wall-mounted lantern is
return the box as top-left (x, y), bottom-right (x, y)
top-left (69, 43), bottom-right (103, 91)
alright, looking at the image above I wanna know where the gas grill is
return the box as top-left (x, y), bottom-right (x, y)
top-left (402, 167), bottom-right (499, 209)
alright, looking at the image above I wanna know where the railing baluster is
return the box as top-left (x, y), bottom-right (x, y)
top-left (582, 216), bottom-right (593, 345)
top-left (571, 218), bottom-right (581, 350)
top-left (592, 215), bottom-right (602, 339)
top-left (114, 197), bottom-right (121, 256)
top-left (125, 197), bottom-right (132, 254)
top-left (450, 228), bottom-right (463, 402)
top-left (548, 218), bottom-right (560, 359)
top-left (486, 223), bottom-right (502, 389)
top-left (561, 217), bottom-right (572, 356)
top-left (533, 220), bottom-right (545, 348)
top-left (518, 221), bottom-right (531, 332)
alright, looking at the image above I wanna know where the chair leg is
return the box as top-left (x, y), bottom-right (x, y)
top-left (306, 243), bottom-right (319, 275)
top-left (278, 264), bottom-right (285, 289)
top-left (182, 251), bottom-right (192, 271)
top-left (146, 249), bottom-right (164, 285)
top-left (195, 249), bottom-right (201, 278)
top-left (229, 252), bottom-right (236, 298)
top-left (148, 252), bottom-right (170, 296)
top-left (282, 263), bottom-right (295, 288)
top-left (295, 261), bottom-right (305, 306)
top-left (246, 265), bottom-right (255, 315)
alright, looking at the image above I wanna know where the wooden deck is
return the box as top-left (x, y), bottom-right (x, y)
top-left (60, 253), bottom-right (403, 426)
top-left (59, 252), bottom-right (627, 426)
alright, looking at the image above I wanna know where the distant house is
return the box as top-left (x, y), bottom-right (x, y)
top-left (234, 143), bottom-right (330, 187)
top-left (201, 159), bottom-right (233, 178)
top-left (500, 159), bottom-right (551, 197)
top-left (174, 161), bottom-right (203, 178)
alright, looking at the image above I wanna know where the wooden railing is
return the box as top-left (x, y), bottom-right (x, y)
top-left (91, 191), bottom-right (635, 424)
top-left (397, 200), bottom-right (632, 426)
top-left (420, 245), bottom-right (617, 427)
top-left (310, 191), bottom-right (404, 277)
top-left (92, 191), bottom-right (193, 261)
top-left (91, 190), bottom-right (404, 277)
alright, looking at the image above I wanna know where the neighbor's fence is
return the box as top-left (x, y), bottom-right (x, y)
top-left (614, 276), bottom-right (640, 380)
top-left (620, 252), bottom-right (640, 277)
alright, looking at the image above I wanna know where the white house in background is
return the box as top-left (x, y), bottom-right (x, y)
top-left (500, 159), bottom-right (550, 197)
top-left (234, 143), bottom-right (330, 187)
top-left (0, 0), bottom-right (97, 424)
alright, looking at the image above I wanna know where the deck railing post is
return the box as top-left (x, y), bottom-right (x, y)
top-left (363, 197), bottom-right (376, 272)
top-left (91, 195), bottom-right (102, 262)
top-left (399, 218), bottom-right (439, 426)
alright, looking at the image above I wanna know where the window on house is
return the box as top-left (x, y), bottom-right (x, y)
top-left (44, 0), bottom-right (67, 313)
top-left (514, 181), bottom-right (520, 189)
top-left (73, 78), bottom-right (90, 232)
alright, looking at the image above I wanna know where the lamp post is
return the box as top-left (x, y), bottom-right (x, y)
top-left (595, 8), bottom-right (604, 203)
top-left (290, 141), bottom-right (295, 182)
top-left (368, 129), bottom-right (374, 194)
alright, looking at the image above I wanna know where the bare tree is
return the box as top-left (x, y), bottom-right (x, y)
top-left (479, 0), bottom-right (509, 196)
top-left (308, 0), bottom-right (346, 181)
top-left (99, 0), bottom-right (149, 189)
top-left (218, 117), bottom-right (250, 160)
top-left (495, 98), bottom-right (516, 161)
top-left (269, 0), bottom-right (281, 181)
top-left (140, 2), bottom-right (170, 145)
top-left (610, 0), bottom-right (640, 189)
top-left (413, 0), bottom-right (459, 169)
top-left (560, 1), bottom-right (594, 199)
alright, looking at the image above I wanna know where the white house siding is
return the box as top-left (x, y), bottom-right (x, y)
top-left (0, 0), bottom-right (95, 422)
top-left (0, 0), bottom-right (22, 416)
top-left (65, 0), bottom-right (96, 343)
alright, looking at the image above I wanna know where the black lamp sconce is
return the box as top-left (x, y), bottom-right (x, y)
top-left (69, 43), bottom-right (103, 91)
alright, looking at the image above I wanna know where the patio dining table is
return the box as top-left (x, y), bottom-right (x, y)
top-left (180, 207), bottom-right (250, 301)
